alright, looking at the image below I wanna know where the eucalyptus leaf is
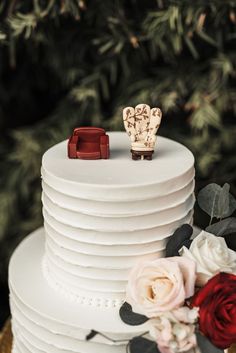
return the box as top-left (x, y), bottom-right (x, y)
top-left (129, 336), bottom-right (160, 353)
top-left (197, 183), bottom-right (221, 219)
top-left (197, 183), bottom-right (236, 220)
top-left (166, 224), bottom-right (193, 257)
top-left (197, 332), bottom-right (224, 353)
top-left (119, 302), bottom-right (149, 326)
top-left (229, 193), bottom-right (236, 216)
top-left (218, 183), bottom-right (230, 218)
top-left (206, 217), bottom-right (236, 236)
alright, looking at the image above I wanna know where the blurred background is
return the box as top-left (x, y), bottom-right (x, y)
top-left (0, 0), bottom-right (236, 328)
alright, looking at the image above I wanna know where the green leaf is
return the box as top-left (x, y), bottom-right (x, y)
top-left (206, 217), bottom-right (236, 252)
top-left (218, 183), bottom-right (230, 218)
top-left (197, 183), bottom-right (236, 220)
top-left (129, 337), bottom-right (160, 353)
top-left (206, 217), bottom-right (236, 236)
top-left (8, 12), bottom-right (38, 38)
top-left (190, 103), bottom-right (221, 130)
top-left (166, 224), bottom-right (193, 257)
top-left (0, 31), bottom-right (6, 41)
top-left (184, 37), bottom-right (199, 59)
top-left (196, 30), bottom-right (218, 47)
top-left (197, 332), bottom-right (224, 353)
top-left (98, 40), bottom-right (114, 54)
top-left (229, 193), bottom-right (236, 217)
top-left (119, 302), bottom-right (148, 326)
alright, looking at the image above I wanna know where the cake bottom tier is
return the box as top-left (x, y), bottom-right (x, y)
top-left (9, 229), bottom-right (147, 353)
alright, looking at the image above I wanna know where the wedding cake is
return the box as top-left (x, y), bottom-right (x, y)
top-left (9, 131), bottom-right (195, 353)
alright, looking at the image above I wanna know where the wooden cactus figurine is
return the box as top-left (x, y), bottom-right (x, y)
top-left (123, 104), bottom-right (162, 160)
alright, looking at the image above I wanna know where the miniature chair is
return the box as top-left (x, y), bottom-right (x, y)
top-left (68, 127), bottom-right (109, 160)
top-left (123, 104), bottom-right (162, 160)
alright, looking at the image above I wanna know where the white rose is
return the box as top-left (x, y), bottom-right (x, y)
top-left (179, 230), bottom-right (236, 286)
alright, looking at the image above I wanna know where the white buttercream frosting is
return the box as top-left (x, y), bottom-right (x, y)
top-left (9, 230), bottom-right (146, 353)
top-left (41, 133), bottom-right (195, 303)
top-left (9, 132), bottom-right (195, 352)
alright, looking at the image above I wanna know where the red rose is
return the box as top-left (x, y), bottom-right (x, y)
top-left (191, 272), bottom-right (236, 349)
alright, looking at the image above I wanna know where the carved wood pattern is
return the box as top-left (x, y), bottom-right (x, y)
top-left (123, 104), bottom-right (162, 150)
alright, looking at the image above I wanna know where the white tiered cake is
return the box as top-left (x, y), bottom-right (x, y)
top-left (9, 132), bottom-right (195, 353)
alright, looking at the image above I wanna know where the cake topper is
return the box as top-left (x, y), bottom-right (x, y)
top-left (68, 127), bottom-right (110, 159)
top-left (123, 104), bottom-right (162, 160)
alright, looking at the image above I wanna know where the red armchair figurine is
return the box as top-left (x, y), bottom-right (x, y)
top-left (68, 127), bottom-right (110, 160)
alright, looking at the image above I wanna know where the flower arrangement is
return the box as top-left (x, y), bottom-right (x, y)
top-left (119, 183), bottom-right (236, 353)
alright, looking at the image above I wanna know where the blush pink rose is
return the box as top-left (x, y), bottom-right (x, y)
top-left (149, 308), bottom-right (199, 353)
top-left (126, 257), bottom-right (196, 317)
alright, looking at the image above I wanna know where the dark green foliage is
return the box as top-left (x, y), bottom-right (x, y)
top-left (128, 336), bottom-right (160, 353)
top-left (206, 217), bottom-right (236, 236)
top-left (0, 0), bottom-right (236, 324)
top-left (166, 224), bottom-right (193, 257)
top-left (119, 302), bottom-right (148, 326)
top-left (197, 332), bottom-right (224, 353)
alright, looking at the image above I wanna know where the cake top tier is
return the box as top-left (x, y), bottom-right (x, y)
top-left (42, 132), bottom-right (194, 201)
